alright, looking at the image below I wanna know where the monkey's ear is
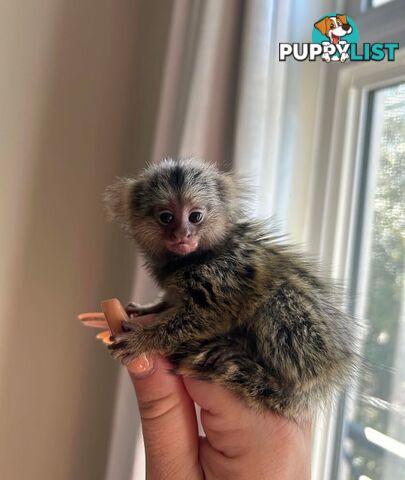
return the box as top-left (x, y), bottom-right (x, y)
top-left (217, 175), bottom-right (238, 200)
top-left (217, 173), bottom-right (248, 217)
top-left (103, 177), bottom-right (137, 225)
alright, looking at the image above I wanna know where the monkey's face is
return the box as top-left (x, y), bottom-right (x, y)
top-left (131, 164), bottom-right (234, 255)
top-left (154, 203), bottom-right (205, 255)
top-left (133, 198), bottom-right (230, 258)
top-left (105, 159), bottom-right (238, 259)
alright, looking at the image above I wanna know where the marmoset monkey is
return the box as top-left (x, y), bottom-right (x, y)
top-left (104, 158), bottom-right (358, 419)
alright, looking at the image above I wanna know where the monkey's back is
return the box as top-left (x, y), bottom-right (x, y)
top-left (161, 220), bottom-right (358, 417)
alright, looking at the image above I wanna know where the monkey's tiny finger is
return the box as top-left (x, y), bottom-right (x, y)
top-left (121, 320), bottom-right (141, 332)
top-left (110, 334), bottom-right (129, 345)
top-left (108, 339), bottom-right (129, 350)
top-left (122, 321), bottom-right (131, 332)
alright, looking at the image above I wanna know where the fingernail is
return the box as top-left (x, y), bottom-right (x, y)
top-left (121, 320), bottom-right (131, 332)
top-left (127, 353), bottom-right (155, 379)
top-left (96, 330), bottom-right (111, 342)
top-left (101, 298), bottom-right (129, 335)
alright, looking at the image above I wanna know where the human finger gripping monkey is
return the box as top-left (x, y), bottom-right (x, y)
top-left (103, 158), bottom-right (359, 420)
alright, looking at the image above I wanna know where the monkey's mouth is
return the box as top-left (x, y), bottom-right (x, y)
top-left (166, 239), bottom-right (199, 255)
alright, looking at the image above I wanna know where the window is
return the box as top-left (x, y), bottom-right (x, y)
top-left (335, 83), bottom-right (405, 480)
top-left (370, 0), bottom-right (396, 8)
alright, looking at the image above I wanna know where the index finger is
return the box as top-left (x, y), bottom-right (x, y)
top-left (102, 299), bottom-right (202, 480)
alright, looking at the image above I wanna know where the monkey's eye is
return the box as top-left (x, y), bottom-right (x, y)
top-left (158, 211), bottom-right (174, 225)
top-left (189, 211), bottom-right (204, 224)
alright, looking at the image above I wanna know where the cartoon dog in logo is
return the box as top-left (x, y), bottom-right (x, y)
top-left (314, 14), bottom-right (352, 62)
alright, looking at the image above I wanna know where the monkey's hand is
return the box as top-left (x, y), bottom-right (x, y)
top-left (108, 307), bottom-right (206, 365)
top-left (108, 321), bottom-right (156, 365)
top-left (126, 301), bottom-right (169, 317)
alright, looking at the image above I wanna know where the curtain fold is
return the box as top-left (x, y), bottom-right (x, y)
top-left (152, 0), bottom-right (244, 167)
top-left (233, 0), bottom-right (291, 218)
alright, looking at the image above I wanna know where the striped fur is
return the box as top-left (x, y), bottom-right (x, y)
top-left (104, 158), bottom-right (359, 419)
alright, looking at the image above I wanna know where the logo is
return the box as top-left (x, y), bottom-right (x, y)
top-left (279, 13), bottom-right (399, 62)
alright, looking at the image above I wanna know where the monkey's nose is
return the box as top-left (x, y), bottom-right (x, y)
top-left (171, 230), bottom-right (191, 241)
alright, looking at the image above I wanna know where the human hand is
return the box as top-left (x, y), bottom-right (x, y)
top-left (80, 302), bottom-right (312, 480)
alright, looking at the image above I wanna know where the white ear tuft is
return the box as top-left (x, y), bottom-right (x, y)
top-left (103, 177), bottom-right (134, 223)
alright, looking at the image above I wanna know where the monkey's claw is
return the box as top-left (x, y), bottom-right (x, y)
top-left (121, 320), bottom-right (140, 332)
top-left (108, 327), bottom-right (146, 365)
top-left (125, 302), bottom-right (142, 317)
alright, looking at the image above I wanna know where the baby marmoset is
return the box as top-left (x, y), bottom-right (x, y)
top-left (104, 158), bottom-right (358, 419)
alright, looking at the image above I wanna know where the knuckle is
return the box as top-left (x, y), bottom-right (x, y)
top-left (138, 392), bottom-right (181, 421)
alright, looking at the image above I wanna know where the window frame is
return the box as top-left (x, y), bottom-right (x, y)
top-left (345, 0), bottom-right (405, 21)
top-left (310, 17), bottom-right (405, 480)
top-left (331, 80), bottom-right (405, 480)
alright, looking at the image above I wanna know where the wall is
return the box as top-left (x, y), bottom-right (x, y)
top-left (0, 1), bottom-right (172, 479)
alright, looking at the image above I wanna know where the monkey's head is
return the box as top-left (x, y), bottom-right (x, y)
top-left (104, 158), bottom-right (242, 258)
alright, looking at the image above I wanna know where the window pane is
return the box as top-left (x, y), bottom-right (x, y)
top-left (370, 0), bottom-right (396, 7)
top-left (340, 83), bottom-right (405, 479)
